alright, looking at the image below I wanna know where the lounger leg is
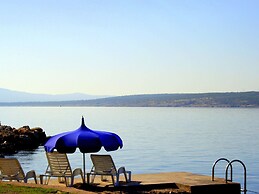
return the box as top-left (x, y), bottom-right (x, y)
top-left (87, 173), bottom-right (90, 184)
top-left (111, 175), bottom-right (115, 186)
top-left (71, 176), bottom-right (74, 186)
top-left (91, 174), bottom-right (96, 184)
top-left (124, 172), bottom-right (128, 183)
top-left (115, 174), bottom-right (120, 186)
top-left (40, 175), bottom-right (43, 184)
top-left (46, 176), bottom-right (50, 185)
top-left (126, 171), bottom-right (131, 182)
top-left (64, 177), bottom-right (69, 187)
top-left (40, 175), bottom-right (49, 185)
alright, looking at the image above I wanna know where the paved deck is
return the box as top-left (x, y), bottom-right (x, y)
top-left (11, 171), bottom-right (241, 193)
top-left (73, 172), bottom-right (241, 193)
top-left (130, 172), bottom-right (241, 194)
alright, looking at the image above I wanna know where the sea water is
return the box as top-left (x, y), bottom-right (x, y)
top-left (0, 107), bottom-right (259, 192)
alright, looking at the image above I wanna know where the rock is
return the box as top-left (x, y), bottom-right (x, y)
top-left (0, 124), bottom-right (47, 155)
top-left (31, 127), bottom-right (43, 133)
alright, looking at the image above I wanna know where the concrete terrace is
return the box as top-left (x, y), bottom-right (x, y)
top-left (36, 172), bottom-right (241, 193)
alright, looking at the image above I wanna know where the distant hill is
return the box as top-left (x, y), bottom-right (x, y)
top-left (1, 91), bottom-right (259, 107)
top-left (0, 88), bottom-right (108, 102)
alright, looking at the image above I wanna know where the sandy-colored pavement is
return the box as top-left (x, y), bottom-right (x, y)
top-left (0, 172), bottom-right (239, 194)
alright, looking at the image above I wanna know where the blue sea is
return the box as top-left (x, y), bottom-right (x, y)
top-left (1, 107), bottom-right (259, 192)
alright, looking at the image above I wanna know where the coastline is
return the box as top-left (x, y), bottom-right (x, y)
top-left (1, 91), bottom-right (259, 108)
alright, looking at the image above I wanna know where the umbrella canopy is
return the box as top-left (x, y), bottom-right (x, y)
top-left (44, 117), bottom-right (123, 183)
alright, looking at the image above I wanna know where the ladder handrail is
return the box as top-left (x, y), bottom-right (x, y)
top-left (225, 159), bottom-right (247, 194)
top-left (212, 157), bottom-right (232, 181)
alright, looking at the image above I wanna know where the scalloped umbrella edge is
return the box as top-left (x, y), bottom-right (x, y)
top-left (44, 116), bottom-right (123, 183)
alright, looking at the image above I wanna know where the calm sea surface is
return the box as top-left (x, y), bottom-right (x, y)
top-left (1, 107), bottom-right (259, 192)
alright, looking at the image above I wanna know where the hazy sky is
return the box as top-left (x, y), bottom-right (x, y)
top-left (1, 0), bottom-right (259, 96)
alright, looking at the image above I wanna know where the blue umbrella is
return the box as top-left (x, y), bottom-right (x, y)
top-left (44, 117), bottom-right (123, 183)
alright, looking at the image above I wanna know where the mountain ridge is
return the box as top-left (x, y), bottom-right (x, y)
top-left (0, 88), bottom-right (108, 102)
top-left (0, 89), bottom-right (259, 107)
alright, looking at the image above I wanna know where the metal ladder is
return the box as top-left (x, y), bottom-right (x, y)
top-left (212, 157), bottom-right (233, 181)
top-left (212, 158), bottom-right (247, 194)
top-left (226, 160), bottom-right (247, 194)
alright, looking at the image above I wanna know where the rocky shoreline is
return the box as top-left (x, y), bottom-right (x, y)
top-left (0, 123), bottom-right (47, 155)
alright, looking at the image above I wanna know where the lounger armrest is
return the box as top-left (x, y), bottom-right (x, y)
top-left (70, 168), bottom-right (84, 186)
top-left (117, 166), bottom-right (126, 174)
top-left (25, 170), bottom-right (37, 184)
top-left (115, 167), bottom-right (132, 186)
top-left (72, 168), bottom-right (83, 177)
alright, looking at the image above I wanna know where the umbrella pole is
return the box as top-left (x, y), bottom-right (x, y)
top-left (83, 153), bottom-right (86, 183)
